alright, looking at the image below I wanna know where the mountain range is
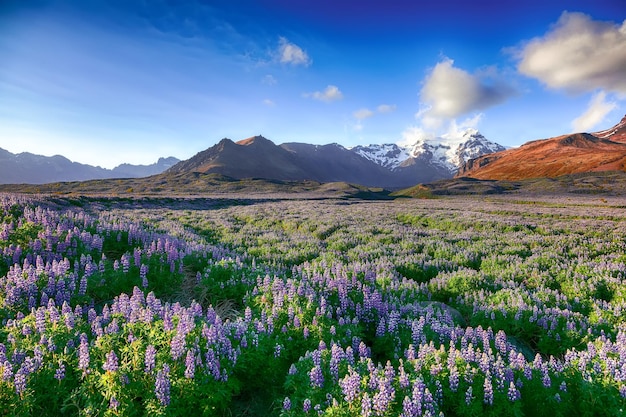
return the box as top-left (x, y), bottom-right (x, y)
top-left (0, 149), bottom-right (179, 184)
top-left (165, 129), bottom-right (504, 189)
top-left (458, 115), bottom-right (626, 180)
top-left (1, 129), bottom-right (501, 187)
top-left (4, 114), bottom-right (626, 188)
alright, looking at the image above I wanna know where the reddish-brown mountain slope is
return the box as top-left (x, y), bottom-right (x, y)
top-left (458, 115), bottom-right (626, 180)
top-left (594, 114), bottom-right (626, 143)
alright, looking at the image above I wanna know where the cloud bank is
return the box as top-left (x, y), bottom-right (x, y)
top-left (516, 12), bottom-right (626, 95)
top-left (418, 58), bottom-right (515, 126)
top-left (278, 37), bottom-right (311, 66)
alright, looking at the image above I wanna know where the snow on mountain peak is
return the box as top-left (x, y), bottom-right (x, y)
top-left (353, 128), bottom-right (505, 173)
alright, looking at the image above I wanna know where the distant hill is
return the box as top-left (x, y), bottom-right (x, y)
top-left (110, 157), bottom-right (180, 178)
top-left (458, 115), bottom-right (626, 180)
top-left (0, 149), bottom-right (179, 184)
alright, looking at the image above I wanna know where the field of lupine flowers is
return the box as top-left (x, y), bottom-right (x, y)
top-left (1, 192), bottom-right (626, 416)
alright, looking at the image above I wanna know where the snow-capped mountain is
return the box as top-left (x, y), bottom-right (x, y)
top-left (353, 128), bottom-right (505, 174)
top-left (349, 143), bottom-right (411, 170)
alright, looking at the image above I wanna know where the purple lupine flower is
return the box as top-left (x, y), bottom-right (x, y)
top-left (411, 377), bottom-right (425, 415)
top-left (309, 365), bottom-right (324, 388)
top-left (170, 334), bottom-right (185, 361)
top-left (78, 333), bottom-right (90, 375)
top-left (283, 397), bottom-right (291, 411)
top-left (79, 276), bottom-right (87, 296)
top-left (311, 350), bottom-right (322, 367)
top-left (2, 361), bottom-right (13, 382)
top-left (523, 364), bottom-right (533, 380)
top-left (359, 341), bottom-right (370, 359)
top-left (423, 388), bottom-right (436, 415)
top-left (105, 319), bottom-right (119, 335)
top-left (329, 357), bottom-right (339, 382)
top-left (54, 362), bottom-right (65, 381)
top-left (401, 396), bottom-right (418, 417)
top-left (434, 379), bottom-right (443, 404)
top-left (495, 330), bottom-right (508, 355)
top-left (361, 392), bottom-right (372, 417)
top-left (14, 368), bottom-right (27, 395)
top-left (134, 248), bottom-right (142, 267)
top-left (303, 398), bottom-right (312, 413)
top-left (483, 373), bottom-right (494, 405)
top-left (155, 364), bottom-right (171, 406)
top-left (184, 349), bottom-right (195, 379)
top-left (372, 378), bottom-right (395, 415)
top-left (449, 365), bottom-right (460, 392)
top-left (288, 364), bottom-right (297, 375)
top-left (103, 350), bottom-right (119, 372)
top-left (35, 308), bottom-right (46, 333)
top-left (507, 381), bottom-right (521, 401)
top-left (144, 345), bottom-right (156, 373)
top-left (339, 368), bottom-right (361, 402)
top-left (109, 396), bottom-right (119, 410)
top-left (140, 264), bottom-right (149, 288)
top-left (465, 386), bottom-right (473, 405)
top-left (398, 361), bottom-right (410, 389)
top-left (405, 345), bottom-right (416, 361)
top-left (64, 309), bottom-right (75, 330)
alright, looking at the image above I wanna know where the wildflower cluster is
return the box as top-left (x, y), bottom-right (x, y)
top-left (0, 194), bottom-right (625, 416)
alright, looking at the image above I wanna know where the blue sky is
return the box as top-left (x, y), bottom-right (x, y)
top-left (1, 0), bottom-right (625, 168)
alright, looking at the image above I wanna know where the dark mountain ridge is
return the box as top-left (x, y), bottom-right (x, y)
top-left (166, 135), bottom-right (459, 189)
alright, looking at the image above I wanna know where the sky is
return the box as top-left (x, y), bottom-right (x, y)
top-left (0, 0), bottom-right (625, 169)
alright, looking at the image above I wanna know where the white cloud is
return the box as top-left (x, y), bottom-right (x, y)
top-left (399, 113), bottom-right (484, 147)
top-left (516, 12), bottom-right (626, 95)
top-left (263, 99), bottom-right (276, 107)
top-left (398, 126), bottom-right (436, 146)
top-left (262, 74), bottom-right (277, 85)
top-left (353, 104), bottom-right (396, 120)
top-left (350, 104), bottom-right (396, 132)
top-left (377, 104), bottom-right (396, 113)
top-left (572, 91), bottom-right (617, 132)
top-left (278, 37), bottom-right (311, 66)
top-left (419, 58), bottom-right (515, 122)
top-left (305, 85), bottom-right (343, 102)
top-left (353, 108), bottom-right (374, 120)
